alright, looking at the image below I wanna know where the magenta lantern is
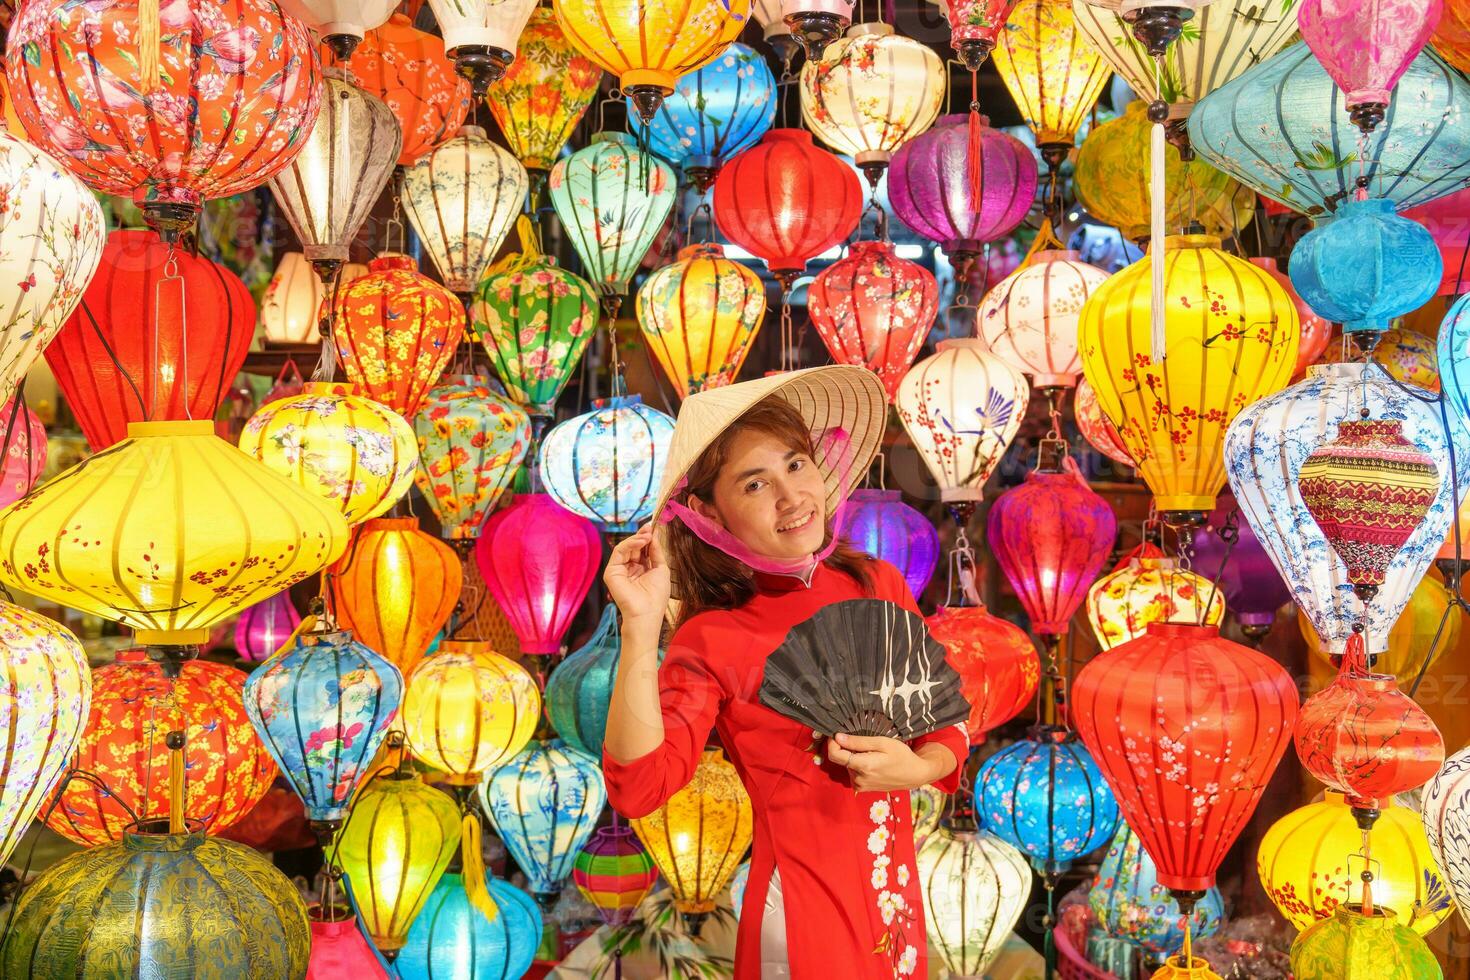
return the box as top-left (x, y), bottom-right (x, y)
top-left (474, 494), bottom-right (602, 656)
top-left (0, 397), bottom-right (46, 510)
top-left (1298, 0), bottom-right (1443, 132)
top-left (838, 489), bottom-right (940, 601)
top-left (234, 590), bottom-right (303, 663)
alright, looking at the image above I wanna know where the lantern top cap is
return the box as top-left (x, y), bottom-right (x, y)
top-left (677, 242), bottom-right (729, 262)
top-left (369, 253), bottom-right (417, 272)
top-left (1158, 233), bottom-right (1224, 251)
top-left (452, 125), bottom-right (490, 141)
top-left (1142, 621), bottom-right (1222, 639)
top-left (763, 128), bottom-right (816, 145)
top-left (847, 21), bottom-right (894, 38)
top-left (590, 131), bottom-right (638, 147)
top-left (126, 420), bottom-right (216, 438)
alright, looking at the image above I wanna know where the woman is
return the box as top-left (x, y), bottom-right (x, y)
top-left (601, 366), bottom-right (968, 980)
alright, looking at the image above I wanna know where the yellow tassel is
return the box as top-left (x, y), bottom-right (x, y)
top-left (168, 734), bottom-right (185, 834)
top-left (1022, 220), bottom-right (1066, 265)
top-left (485, 215), bottom-right (542, 278)
top-left (460, 812), bottom-right (501, 925)
top-left (268, 613), bottom-right (315, 663)
top-left (138, 0), bottom-right (161, 94)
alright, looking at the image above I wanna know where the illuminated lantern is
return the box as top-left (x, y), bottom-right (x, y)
top-left (1090, 823), bottom-right (1225, 955)
top-left (895, 338), bottom-right (1030, 517)
top-left (1438, 289), bottom-right (1470, 426)
top-left (474, 494), bottom-right (602, 656)
top-left (911, 786), bottom-right (944, 845)
top-left (1250, 257), bottom-right (1332, 376)
top-left (1075, 377), bottom-right (1132, 467)
top-left (1298, 0), bottom-right (1440, 133)
top-left (48, 651), bottom-right (276, 846)
top-left (332, 772), bottom-right (461, 953)
top-left (946, 0), bottom-right (1017, 67)
top-left (396, 874), bottom-right (542, 980)
top-left (1435, 1), bottom-right (1470, 73)
top-left (552, 0), bottom-right (750, 122)
top-left (403, 126), bottom-right (528, 295)
top-left (333, 253), bottom-right (465, 418)
top-left (992, 0), bottom-right (1111, 164)
top-left (927, 603), bottom-right (1038, 742)
top-left (1301, 577), bottom-right (1462, 688)
top-left (425, 0), bottom-right (538, 96)
top-left (631, 747), bottom-right (754, 932)
top-left (539, 395), bottom-right (676, 532)
top-left (306, 908), bottom-right (391, 980)
top-left (236, 592), bottom-right (302, 663)
top-left (916, 826), bottom-right (1031, 978)
top-left (1369, 329), bottom-right (1440, 391)
top-left (260, 252), bottom-right (369, 346)
top-left (1262, 791), bottom-right (1452, 934)
top-left (239, 381), bottom-right (419, 525)
top-left (977, 249), bottom-right (1107, 388)
top-left (572, 825), bottom-right (659, 926)
top-left (412, 376), bottom-right (533, 541)
top-left (0, 397), bottom-right (45, 510)
top-left (545, 604), bottom-right (623, 756)
top-left (637, 244), bottom-right (767, 396)
top-left (331, 516), bottom-right (462, 675)
top-left (47, 229), bottom-right (255, 451)
top-left (1188, 496), bottom-right (1292, 640)
top-left (1086, 557), bottom-right (1225, 651)
top-left (278, 0), bottom-right (397, 59)
top-left (485, 8), bottom-right (602, 175)
top-left (838, 489), bottom-right (940, 600)
top-left (243, 628), bottom-right (404, 835)
top-left (1424, 744), bottom-right (1470, 930)
top-left (479, 738), bottom-right (607, 908)
top-left (345, 13), bottom-right (474, 166)
top-left (1290, 906), bottom-right (1442, 979)
top-left (808, 240), bottom-right (939, 401)
top-left (1079, 234), bottom-right (1300, 521)
top-left (0, 421), bottom-right (349, 646)
top-left (402, 639), bottom-right (540, 782)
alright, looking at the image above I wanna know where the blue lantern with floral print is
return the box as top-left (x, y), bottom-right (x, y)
top-left (1088, 822), bottom-right (1225, 955)
top-left (395, 873), bottom-right (542, 980)
top-left (838, 488), bottom-right (940, 602)
top-left (538, 394), bottom-right (676, 532)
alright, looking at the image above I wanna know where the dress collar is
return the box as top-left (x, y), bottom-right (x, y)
top-left (753, 562), bottom-right (821, 593)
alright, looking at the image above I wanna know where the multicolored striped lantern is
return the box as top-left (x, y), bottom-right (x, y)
top-left (636, 244), bottom-right (767, 396)
top-left (539, 395), bottom-right (676, 532)
top-left (837, 489), bottom-right (940, 601)
top-left (573, 824), bottom-right (660, 926)
top-left (926, 603), bottom-right (1037, 743)
top-left (412, 376), bottom-right (533, 540)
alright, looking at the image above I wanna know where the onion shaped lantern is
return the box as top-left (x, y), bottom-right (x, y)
top-left (396, 873), bottom-right (542, 980)
top-left (1290, 906), bottom-right (1442, 979)
top-left (947, 0), bottom-right (1018, 68)
top-left (1090, 823), bottom-right (1225, 955)
top-left (425, 0), bottom-right (539, 96)
top-left (485, 8), bottom-right (603, 176)
top-left (344, 13), bottom-right (473, 166)
top-left (917, 827), bottom-right (1031, 978)
top-left (977, 249), bottom-right (1107, 388)
top-left (927, 603), bottom-right (1038, 742)
top-left (279, 0), bottom-right (396, 59)
top-left (306, 907), bottom-right (392, 979)
top-left (1086, 557), bottom-right (1225, 651)
top-left (1249, 257), bottom-right (1331, 376)
top-left (992, 0), bottom-right (1112, 165)
top-left (412, 376), bottom-right (533, 540)
top-left (1301, 576), bottom-right (1460, 690)
top-left (1075, 377), bottom-right (1132, 467)
top-left (260, 253), bottom-right (369, 346)
top-left (838, 489), bottom-right (940, 600)
top-left (0, 397), bottom-right (46, 511)
top-left (1298, 0), bottom-right (1441, 133)
top-left (544, 604), bottom-right (623, 756)
top-left (1188, 496), bottom-right (1292, 640)
top-left (573, 825), bottom-right (659, 926)
top-left (235, 591), bottom-right (302, 663)
top-left (402, 640), bottom-right (541, 782)
top-left (539, 395), bottom-right (676, 532)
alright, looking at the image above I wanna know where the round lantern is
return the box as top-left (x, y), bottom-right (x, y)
top-left (1369, 328), bottom-right (1440, 391)
top-left (0, 823), bottom-right (310, 976)
top-left (331, 516), bottom-right (462, 675)
top-left (413, 376), bottom-right (533, 540)
top-left (545, 605), bottom-right (624, 757)
top-left (838, 488), bottom-right (940, 600)
top-left (474, 494), bottom-right (602, 656)
top-left (48, 652), bottom-right (276, 846)
top-left (47, 229), bottom-right (256, 451)
top-left (396, 873), bottom-right (542, 980)
top-left (977, 249), bottom-right (1108, 388)
top-left (402, 639), bottom-right (541, 782)
top-left (1086, 557), bottom-right (1225, 651)
top-left (306, 908), bottom-right (391, 980)
top-left (1423, 744), bottom-right (1470, 930)
top-left (927, 603), bottom-right (1038, 742)
top-left (333, 253), bottom-right (465, 418)
top-left (992, 0), bottom-right (1111, 163)
top-left (278, 0), bottom-right (396, 59)
top-left (1249, 257), bottom-right (1332, 376)
top-left (260, 252), bottom-right (370, 346)
top-left (1090, 823), bottom-right (1225, 955)
top-left (6, 0), bottom-right (321, 236)
top-left (916, 826), bottom-right (1031, 978)
top-left (344, 13), bottom-right (473, 166)
top-left (549, 132), bottom-right (677, 296)
top-left (637, 243), bottom-right (767, 396)
top-left (1298, 0), bottom-right (1439, 133)
top-left (1079, 234), bottom-right (1300, 520)
top-left (0, 420), bottom-right (349, 646)
top-left (1188, 496), bottom-right (1292, 639)
top-left (1301, 576), bottom-right (1462, 689)
top-left (1075, 377), bottom-right (1133, 468)
top-left (424, 0), bottom-right (537, 96)
top-left (243, 628), bottom-right (404, 834)
top-left (808, 240), bottom-right (939, 401)
top-left (539, 395), bottom-right (676, 532)
top-left (1290, 906), bottom-right (1443, 979)
top-left (0, 396), bottom-right (46, 511)
top-left (573, 824), bottom-right (659, 926)
top-left (235, 591), bottom-right (302, 663)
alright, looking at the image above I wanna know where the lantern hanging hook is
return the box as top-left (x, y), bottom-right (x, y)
top-left (154, 245), bottom-right (187, 421)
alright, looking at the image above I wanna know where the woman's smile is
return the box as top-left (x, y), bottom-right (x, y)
top-left (776, 509), bottom-right (815, 534)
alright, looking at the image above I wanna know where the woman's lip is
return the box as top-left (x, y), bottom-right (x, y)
top-left (777, 510), bottom-right (815, 533)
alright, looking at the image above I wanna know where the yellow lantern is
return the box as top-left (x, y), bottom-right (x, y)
top-left (259, 252), bottom-right (369, 346)
top-left (0, 421), bottom-right (350, 646)
top-left (552, 0), bottom-right (751, 121)
top-left (1299, 575), bottom-right (1463, 690)
top-left (635, 243), bottom-right (767, 396)
top-left (239, 381), bottom-right (419, 525)
top-left (1086, 556), bottom-right (1225, 651)
top-left (993, 0), bottom-right (1111, 165)
top-left (402, 639), bottom-right (540, 783)
top-left (630, 747), bottom-right (753, 932)
top-left (1367, 328), bottom-right (1440, 392)
top-left (1078, 235), bottom-right (1299, 521)
top-left (1258, 792), bottom-right (1453, 935)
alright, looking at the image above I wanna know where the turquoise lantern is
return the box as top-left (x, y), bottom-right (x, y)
top-left (478, 739), bottom-right (607, 910)
top-left (538, 394), bottom-right (675, 533)
top-left (394, 873), bottom-right (542, 980)
top-left (545, 604), bottom-right (621, 756)
top-left (1089, 822), bottom-right (1225, 957)
top-left (1438, 293), bottom-right (1470, 426)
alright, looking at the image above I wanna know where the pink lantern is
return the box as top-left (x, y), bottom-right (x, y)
top-left (1075, 378), bottom-right (1132, 469)
top-left (234, 591), bottom-right (302, 663)
top-left (0, 397), bottom-right (45, 509)
top-left (1298, 0), bottom-right (1444, 132)
top-left (1403, 186), bottom-right (1470, 296)
top-left (306, 909), bottom-right (390, 980)
top-left (946, 0), bottom-right (1018, 70)
top-left (473, 494), bottom-right (601, 656)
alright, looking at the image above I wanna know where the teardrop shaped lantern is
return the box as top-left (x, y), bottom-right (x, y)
top-left (1290, 906), bottom-right (1443, 979)
top-left (261, 252), bottom-right (370, 346)
top-left (426, 0), bottom-right (538, 96)
top-left (402, 639), bottom-right (541, 782)
top-left (485, 8), bottom-right (603, 175)
top-left (396, 873), bottom-right (543, 979)
top-left (977, 249), bottom-right (1107, 388)
top-left (1086, 557), bottom-right (1225, 651)
top-left (235, 591), bottom-right (302, 663)
top-left (917, 826), bottom-right (1032, 979)
top-left (344, 13), bottom-right (473, 166)
top-left (544, 604), bottom-right (623, 756)
top-left (279, 0), bottom-right (397, 59)
top-left (926, 603), bottom-right (1038, 742)
top-left (573, 824), bottom-right (659, 926)
top-left (1075, 377), bottom-right (1132, 467)
top-left (1090, 823), bottom-right (1225, 956)
top-left (539, 395), bottom-right (676, 532)
top-left (1298, 0), bottom-right (1441, 133)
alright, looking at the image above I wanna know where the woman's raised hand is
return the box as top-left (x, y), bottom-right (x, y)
top-left (604, 524), bottom-right (672, 625)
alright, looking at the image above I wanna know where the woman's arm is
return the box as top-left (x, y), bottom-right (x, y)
top-left (604, 611), bottom-right (666, 762)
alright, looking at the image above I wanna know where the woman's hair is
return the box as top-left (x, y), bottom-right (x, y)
top-left (665, 395), bottom-right (874, 626)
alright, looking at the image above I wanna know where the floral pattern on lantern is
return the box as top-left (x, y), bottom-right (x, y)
top-left (1370, 328), bottom-right (1440, 391)
top-left (1086, 557), bottom-right (1225, 651)
top-left (1423, 745), bottom-right (1470, 931)
top-left (1290, 906), bottom-right (1442, 979)
top-left (573, 824), bottom-right (659, 926)
top-left (917, 827), bottom-right (1031, 978)
top-left (259, 252), bottom-right (369, 346)
top-left (413, 375), bottom-right (532, 540)
top-left (927, 603), bottom-right (1037, 743)
top-left (0, 397), bottom-right (46, 511)
top-left (992, 0), bottom-right (1110, 151)
top-left (1075, 377), bottom-right (1132, 468)
top-left (539, 395), bottom-right (676, 532)
top-left (485, 8), bottom-right (602, 173)
top-left (403, 639), bottom-right (541, 782)
top-left (838, 489), bottom-right (940, 600)
top-left (977, 249), bottom-right (1106, 388)
top-left (1249, 257), bottom-right (1330, 377)
top-left (637, 243), bottom-right (767, 396)
top-left (1090, 823), bottom-right (1225, 955)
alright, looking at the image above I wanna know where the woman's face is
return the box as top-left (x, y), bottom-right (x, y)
top-left (691, 427), bottom-right (828, 560)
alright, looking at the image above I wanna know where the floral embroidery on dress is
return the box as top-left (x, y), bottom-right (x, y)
top-left (866, 793), bottom-right (921, 976)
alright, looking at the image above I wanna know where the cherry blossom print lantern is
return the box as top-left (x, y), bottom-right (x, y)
top-left (992, 0), bottom-right (1111, 166)
top-left (1298, 0), bottom-right (1443, 133)
top-left (1086, 557), bottom-right (1225, 651)
top-left (838, 489), bottom-right (940, 600)
top-left (977, 250), bottom-right (1107, 388)
top-left (425, 0), bottom-right (538, 96)
top-left (278, 0), bottom-right (397, 59)
top-left (234, 591), bottom-right (301, 663)
top-left (926, 603), bottom-right (1038, 742)
top-left (539, 395), bottom-right (676, 533)
top-left (0, 397), bottom-right (46, 511)
top-left (7, 0), bottom-right (323, 238)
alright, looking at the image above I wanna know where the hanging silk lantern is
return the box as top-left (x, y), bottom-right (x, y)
top-left (1290, 906), bottom-right (1443, 979)
top-left (917, 827), bottom-right (1031, 979)
top-left (306, 908), bottom-right (391, 980)
top-left (1261, 791), bottom-right (1452, 934)
top-left (946, 0), bottom-right (1016, 68)
top-left (0, 397), bottom-right (45, 511)
top-left (424, 0), bottom-right (538, 96)
top-left (1249, 257), bottom-right (1331, 376)
top-left (1439, 289), bottom-right (1470, 426)
top-left (780, 0), bottom-right (855, 57)
top-left (1300, 576), bottom-right (1462, 689)
top-left (331, 516), bottom-right (462, 675)
top-left (235, 591), bottom-right (302, 663)
top-left (1086, 557), bottom-right (1225, 651)
top-left (1290, 199), bottom-right (1440, 333)
top-left (413, 376), bottom-right (533, 540)
top-left (1368, 328), bottom-right (1440, 391)
top-left (1187, 495), bottom-right (1292, 640)
top-left (636, 243), bottom-right (767, 396)
top-left (927, 603), bottom-right (1037, 742)
top-left (977, 249), bottom-right (1107, 388)
top-left (243, 628), bottom-right (404, 835)
top-left (992, 0), bottom-right (1111, 164)
top-left (572, 824), bottom-right (659, 926)
top-left (1079, 234), bottom-right (1299, 521)
top-left (260, 252), bottom-right (369, 346)
top-left (552, 0), bottom-right (750, 121)
top-left (474, 494), bottom-right (602, 656)
top-left (545, 604), bottom-right (623, 756)
top-left (539, 395), bottom-right (676, 532)
top-left (549, 133), bottom-right (677, 296)
top-left (838, 489), bottom-right (940, 600)
top-left (1436, 1), bottom-right (1470, 74)
top-left (0, 824), bottom-right (310, 976)
top-left (48, 651), bottom-right (276, 846)
top-left (1090, 823), bottom-right (1225, 955)
top-left (1424, 744), bottom-right (1470, 930)
top-left (403, 126), bottom-right (528, 295)
top-left (1075, 377), bottom-right (1132, 468)
top-left (895, 338), bottom-right (1030, 517)
top-left (279, 0), bottom-right (397, 59)
top-left (808, 240), bottom-right (939, 402)
top-left (485, 8), bottom-right (602, 175)
top-left (7, 0), bottom-right (321, 236)
top-left (345, 13), bottom-right (473, 165)
top-left (402, 639), bottom-right (540, 781)
top-left (47, 229), bottom-right (255, 451)
top-left (712, 129), bottom-right (863, 286)
top-left (0, 421), bottom-right (349, 646)
top-left (396, 873), bottom-right (542, 980)
top-left (334, 254), bottom-right (465, 418)
top-left (480, 738), bottom-right (607, 908)
top-left (239, 381), bottom-right (419, 525)
top-left (332, 773), bottom-right (461, 954)
top-left (1299, 0), bottom-right (1441, 133)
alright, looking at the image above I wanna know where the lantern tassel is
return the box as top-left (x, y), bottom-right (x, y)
top-left (1149, 117), bottom-right (1167, 363)
top-left (967, 72), bottom-right (982, 214)
top-left (460, 812), bottom-right (501, 925)
top-left (167, 730), bottom-right (185, 835)
top-left (138, 0), bottom-right (162, 94)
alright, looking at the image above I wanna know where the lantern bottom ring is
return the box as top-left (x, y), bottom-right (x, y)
top-left (142, 201), bottom-right (201, 243)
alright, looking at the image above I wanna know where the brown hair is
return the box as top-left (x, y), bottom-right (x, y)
top-left (665, 395), bottom-right (874, 627)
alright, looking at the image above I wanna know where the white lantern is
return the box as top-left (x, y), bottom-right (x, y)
top-left (916, 826), bottom-right (1031, 978)
top-left (977, 249), bottom-right (1108, 389)
top-left (1422, 747), bottom-right (1470, 930)
top-left (277, 0), bottom-right (397, 59)
top-left (427, 0), bottom-right (539, 95)
top-left (259, 252), bottom-right (369, 345)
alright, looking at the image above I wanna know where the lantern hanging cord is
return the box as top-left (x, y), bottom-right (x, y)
top-left (1198, 508), bottom-right (1237, 626)
top-left (602, 295), bottom-right (626, 396)
top-left (780, 291), bottom-right (796, 373)
top-left (314, 265), bottom-right (344, 383)
top-left (1148, 56), bottom-right (1167, 365)
top-left (153, 245), bottom-right (189, 420)
top-left (78, 299), bottom-right (148, 420)
top-left (944, 531), bottom-right (981, 608)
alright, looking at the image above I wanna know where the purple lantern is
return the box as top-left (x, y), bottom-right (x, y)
top-left (234, 590), bottom-right (302, 662)
top-left (1188, 494), bottom-right (1292, 643)
top-left (887, 114), bottom-right (1038, 263)
top-left (838, 488), bottom-right (939, 601)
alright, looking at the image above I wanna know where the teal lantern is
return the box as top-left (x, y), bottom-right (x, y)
top-left (548, 132), bottom-right (677, 296)
top-left (395, 872), bottom-right (543, 980)
top-left (1288, 198), bottom-right (1442, 333)
top-left (1089, 822), bottom-right (1225, 956)
top-left (478, 738), bottom-right (607, 910)
top-left (545, 603), bottom-right (621, 756)
top-left (538, 394), bottom-right (676, 532)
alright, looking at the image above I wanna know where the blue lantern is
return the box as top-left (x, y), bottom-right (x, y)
top-left (973, 726), bottom-right (1119, 877)
top-left (545, 604), bottom-right (619, 756)
top-left (395, 873), bottom-right (542, 980)
top-left (538, 394), bottom-right (675, 533)
top-left (1189, 42), bottom-right (1470, 217)
top-left (1088, 822), bottom-right (1225, 956)
top-left (1438, 294), bottom-right (1470, 426)
top-left (1288, 198), bottom-right (1442, 333)
top-left (477, 738), bottom-right (607, 910)
top-left (242, 628), bottom-right (404, 835)
top-left (629, 42), bottom-right (776, 192)
top-left (838, 488), bottom-right (939, 601)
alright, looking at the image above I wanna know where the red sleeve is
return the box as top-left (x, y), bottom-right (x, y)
top-left (601, 617), bottom-right (725, 819)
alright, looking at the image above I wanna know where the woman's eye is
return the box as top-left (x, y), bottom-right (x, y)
top-left (745, 480), bottom-right (764, 493)
top-left (789, 459), bottom-right (805, 472)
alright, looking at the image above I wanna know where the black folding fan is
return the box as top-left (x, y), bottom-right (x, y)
top-left (758, 598), bottom-right (970, 739)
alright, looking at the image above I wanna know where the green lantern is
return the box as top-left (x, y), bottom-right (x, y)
top-left (1290, 906), bottom-right (1443, 980)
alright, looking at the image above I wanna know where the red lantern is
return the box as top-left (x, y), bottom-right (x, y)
top-left (712, 129), bottom-right (862, 288)
top-left (926, 603), bottom-right (1038, 744)
top-left (473, 494), bottom-right (601, 657)
top-left (45, 230), bottom-right (255, 451)
top-left (306, 909), bottom-right (391, 980)
top-left (1072, 623), bottom-right (1299, 896)
top-left (807, 239), bottom-right (939, 402)
top-left (1249, 257), bottom-right (1331, 376)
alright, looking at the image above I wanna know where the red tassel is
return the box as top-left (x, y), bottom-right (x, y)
top-left (1343, 628), bottom-right (1368, 676)
top-left (968, 71), bottom-right (983, 214)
